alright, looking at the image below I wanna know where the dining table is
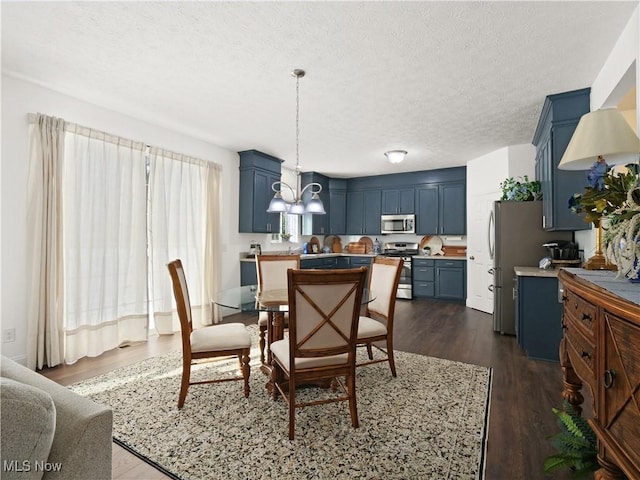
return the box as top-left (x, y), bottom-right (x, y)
top-left (212, 284), bottom-right (374, 396)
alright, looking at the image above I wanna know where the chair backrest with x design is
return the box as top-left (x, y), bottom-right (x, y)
top-left (287, 268), bottom-right (366, 361)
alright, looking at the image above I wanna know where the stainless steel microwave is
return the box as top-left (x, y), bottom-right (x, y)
top-left (381, 214), bottom-right (415, 234)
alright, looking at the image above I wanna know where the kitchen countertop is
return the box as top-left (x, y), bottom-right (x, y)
top-left (563, 267), bottom-right (640, 305)
top-left (514, 266), bottom-right (562, 278)
top-left (240, 253), bottom-right (466, 262)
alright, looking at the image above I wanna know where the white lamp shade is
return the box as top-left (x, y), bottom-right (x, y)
top-left (385, 150), bottom-right (407, 164)
top-left (267, 196), bottom-right (288, 213)
top-left (288, 202), bottom-right (305, 215)
top-left (305, 196), bottom-right (326, 214)
top-left (558, 108), bottom-right (640, 170)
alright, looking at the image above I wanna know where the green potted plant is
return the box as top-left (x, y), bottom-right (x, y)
top-left (543, 401), bottom-right (598, 478)
top-left (500, 175), bottom-right (541, 201)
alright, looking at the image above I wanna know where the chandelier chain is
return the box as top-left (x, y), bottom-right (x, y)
top-left (295, 73), bottom-right (300, 174)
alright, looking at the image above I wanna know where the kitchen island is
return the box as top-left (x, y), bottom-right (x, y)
top-left (513, 266), bottom-right (564, 361)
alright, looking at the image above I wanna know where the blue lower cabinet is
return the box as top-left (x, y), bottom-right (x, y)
top-left (240, 261), bottom-right (257, 286)
top-left (435, 261), bottom-right (466, 301)
top-left (300, 257), bottom-right (340, 269)
top-left (516, 275), bottom-right (563, 362)
top-left (350, 256), bottom-right (373, 268)
top-left (336, 257), bottom-right (350, 269)
top-left (301, 258), bottom-right (324, 269)
top-left (413, 258), bottom-right (435, 298)
top-left (413, 258), bottom-right (466, 301)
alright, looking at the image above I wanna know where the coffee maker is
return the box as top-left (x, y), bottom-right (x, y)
top-left (248, 241), bottom-right (261, 258)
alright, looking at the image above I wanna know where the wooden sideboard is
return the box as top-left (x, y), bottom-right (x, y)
top-left (558, 268), bottom-right (640, 479)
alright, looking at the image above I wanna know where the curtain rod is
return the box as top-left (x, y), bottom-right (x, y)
top-left (28, 113), bottom-right (220, 169)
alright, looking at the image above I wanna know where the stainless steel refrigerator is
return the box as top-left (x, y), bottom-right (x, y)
top-left (490, 201), bottom-right (573, 335)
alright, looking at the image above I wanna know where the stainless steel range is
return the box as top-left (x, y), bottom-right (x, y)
top-left (382, 242), bottom-right (418, 299)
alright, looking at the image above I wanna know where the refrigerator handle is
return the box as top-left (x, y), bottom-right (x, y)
top-left (488, 209), bottom-right (495, 260)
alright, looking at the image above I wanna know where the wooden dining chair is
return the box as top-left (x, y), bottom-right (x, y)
top-left (270, 267), bottom-right (367, 440)
top-left (255, 254), bottom-right (300, 364)
top-left (167, 259), bottom-right (251, 408)
top-left (356, 256), bottom-right (404, 377)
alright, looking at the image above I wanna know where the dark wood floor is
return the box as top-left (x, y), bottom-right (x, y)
top-left (42, 299), bottom-right (584, 479)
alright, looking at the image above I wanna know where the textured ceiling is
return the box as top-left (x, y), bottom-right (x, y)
top-left (2, 1), bottom-right (637, 178)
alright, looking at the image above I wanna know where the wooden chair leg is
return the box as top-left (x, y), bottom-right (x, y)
top-left (241, 350), bottom-right (251, 398)
top-left (178, 358), bottom-right (191, 409)
top-left (366, 342), bottom-right (374, 360)
top-left (288, 377), bottom-right (296, 440)
top-left (347, 372), bottom-right (359, 428)
top-left (387, 337), bottom-right (397, 377)
top-left (259, 325), bottom-right (266, 364)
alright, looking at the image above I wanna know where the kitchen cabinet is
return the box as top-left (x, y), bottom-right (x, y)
top-left (301, 172), bottom-right (330, 235)
top-left (240, 260), bottom-right (258, 286)
top-left (349, 256), bottom-right (373, 269)
top-left (346, 190), bottom-right (381, 235)
top-left (335, 256), bottom-right (350, 269)
top-left (515, 275), bottom-right (563, 362)
top-left (416, 182), bottom-right (466, 235)
top-left (329, 179), bottom-right (347, 235)
top-left (413, 258), bottom-right (466, 301)
top-left (301, 256), bottom-right (339, 269)
top-left (238, 150), bottom-right (282, 233)
top-left (382, 188), bottom-right (415, 214)
top-left (413, 258), bottom-right (435, 297)
top-left (435, 259), bottom-right (466, 301)
top-left (532, 88), bottom-right (590, 231)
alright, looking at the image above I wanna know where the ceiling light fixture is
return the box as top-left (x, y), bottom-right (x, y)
top-left (385, 150), bottom-right (407, 164)
top-left (267, 69), bottom-right (325, 216)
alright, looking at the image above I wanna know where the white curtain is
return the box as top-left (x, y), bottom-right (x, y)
top-left (26, 114), bottom-right (66, 369)
top-left (61, 125), bottom-right (148, 364)
top-left (27, 114), bottom-right (222, 367)
top-left (149, 148), bottom-right (221, 332)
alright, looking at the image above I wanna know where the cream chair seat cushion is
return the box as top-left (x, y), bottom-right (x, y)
top-left (357, 316), bottom-right (387, 339)
top-left (190, 323), bottom-right (251, 353)
top-left (270, 339), bottom-right (348, 371)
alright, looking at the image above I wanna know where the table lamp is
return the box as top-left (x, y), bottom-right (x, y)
top-left (558, 107), bottom-right (640, 270)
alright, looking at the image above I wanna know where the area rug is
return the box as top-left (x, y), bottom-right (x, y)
top-left (70, 326), bottom-right (492, 480)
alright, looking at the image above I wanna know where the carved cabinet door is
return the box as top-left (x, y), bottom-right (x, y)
top-left (601, 311), bottom-right (640, 470)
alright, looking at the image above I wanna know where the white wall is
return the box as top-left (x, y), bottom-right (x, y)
top-left (575, 5), bottom-right (639, 258)
top-left (1, 74), bottom-right (260, 362)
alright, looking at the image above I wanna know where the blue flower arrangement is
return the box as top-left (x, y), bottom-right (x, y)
top-left (568, 160), bottom-right (637, 227)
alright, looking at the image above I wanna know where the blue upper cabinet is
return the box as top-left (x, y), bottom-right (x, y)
top-left (381, 188), bottom-right (415, 214)
top-left (416, 180), bottom-right (466, 235)
top-left (301, 172), bottom-right (330, 235)
top-left (532, 88), bottom-right (590, 231)
top-left (346, 189), bottom-right (381, 235)
top-left (238, 150), bottom-right (283, 233)
top-left (329, 179), bottom-right (347, 235)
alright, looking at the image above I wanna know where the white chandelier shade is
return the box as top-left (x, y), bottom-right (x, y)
top-left (266, 69), bottom-right (326, 216)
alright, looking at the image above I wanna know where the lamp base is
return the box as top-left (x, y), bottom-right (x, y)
top-left (583, 253), bottom-right (617, 271)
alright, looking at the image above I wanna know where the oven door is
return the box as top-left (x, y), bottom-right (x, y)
top-left (396, 258), bottom-right (412, 299)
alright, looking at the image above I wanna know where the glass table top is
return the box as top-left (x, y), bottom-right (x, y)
top-left (212, 285), bottom-right (374, 312)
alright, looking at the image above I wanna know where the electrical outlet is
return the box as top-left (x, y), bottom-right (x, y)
top-left (3, 328), bottom-right (15, 343)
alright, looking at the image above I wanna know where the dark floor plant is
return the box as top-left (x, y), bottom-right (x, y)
top-left (543, 401), bottom-right (598, 478)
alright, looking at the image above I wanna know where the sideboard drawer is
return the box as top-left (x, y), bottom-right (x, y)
top-left (565, 319), bottom-right (596, 395)
top-left (565, 289), bottom-right (597, 337)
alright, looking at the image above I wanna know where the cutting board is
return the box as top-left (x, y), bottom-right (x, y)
top-left (308, 236), bottom-right (321, 254)
top-left (346, 242), bottom-right (366, 254)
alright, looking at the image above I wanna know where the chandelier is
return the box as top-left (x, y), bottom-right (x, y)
top-left (267, 69), bottom-right (325, 215)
